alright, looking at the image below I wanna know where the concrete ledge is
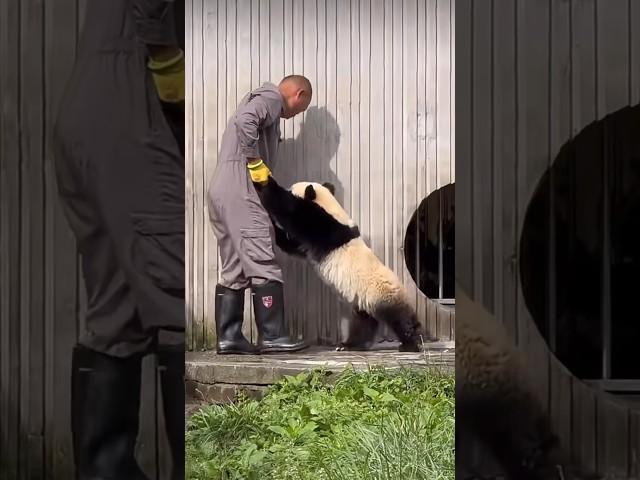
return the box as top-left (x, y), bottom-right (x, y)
top-left (186, 343), bottom-right (455, 405)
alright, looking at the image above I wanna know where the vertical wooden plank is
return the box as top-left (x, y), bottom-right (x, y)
top-left (259, 0), bottom-right (270, 84)
top-left (270, 0), bottom-right (284, 83)
top-left (571, 0), bottom-right (596, 133)
top-left (401, 0), bottom-right (418, 330)
top-left (492, 0), bottom-right (517, 339)
top-left (571, 381), bottom-right (597, 473)
top-left (349, 0), bottom-right (361, 229)
top-left (45, 0), bottom-right (79, 475)
top-left (597, 398), bottom-right (629, 478)
top-left (515, 0), bottom-right (550, 405)
top-left (391, 0), bottom-right (402, 294)
top-left (596, 0), bottom-right (630, 117)
top-left (548, 0), bottom-right (573, 452)
top-left (454, 0), bottom-right (473, 296)
top-left (335, 0), bottom-right (352, 343)
top-left (425, 0), bottom-right (437, 336)
top-left (184, 0), bottom-right (194, 350)
top-left (426, 0), bottom-right (437, 203)
top-left (414, 0), bottom-right (428, 327)
top-left (290, 0), bottom-right (307, 340)
top-left (279, 0), bottom-right (300, 340)
top-left (314, 0), bottom-right (334, 343)
top-left (449, 0), bottom-right (455, 184)
top-left (302, 0), bottom-right (320, 343)
top-left (203, 0), bottom-right (220, 350)
top-left (194, 0), bottom-right (206, 349)
top-left (370, 0), bottom-right (385, 265)
top-left (359, 0), bottom-right (371, 239)
top-left (632, 0), bottom-right (640, 105)
top-left (323, 0), bottom-right (339, 344)
top-left (383, 0), bottom-right (393, 271)
top-left (0, 0), bottom-right (21, 476)
top-left (20, 0), bottom-right (47, 476)
top-left (251, 0), bottom-right (260, 90)
top-left (471, 0), bottom-right (493, 311)
top-left (436, 0), bottom-right (452, 192)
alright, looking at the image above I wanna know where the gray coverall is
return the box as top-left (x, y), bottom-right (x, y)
top-left (207, 83), bottom-right (285, 289)
top-left (53, 0), bottom-right (185, 357)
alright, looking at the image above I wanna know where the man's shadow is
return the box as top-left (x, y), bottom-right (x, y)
top-left (271, 106), bottom-right (348, 346)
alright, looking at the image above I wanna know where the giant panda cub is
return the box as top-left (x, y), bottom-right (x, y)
top-left (253, 176), bottom-right (437, 352)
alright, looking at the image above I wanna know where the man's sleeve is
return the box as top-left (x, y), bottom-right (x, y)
top-left (234, 94), bottom-right (282, 159)
top-left (133, 0), bottom-right (178, 46)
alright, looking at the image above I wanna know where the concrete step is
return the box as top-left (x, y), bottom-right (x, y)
top-left (186, 342), bottom-right (455, 405)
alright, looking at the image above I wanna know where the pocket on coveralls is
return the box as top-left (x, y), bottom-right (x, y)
top-left (239, 227), bottom-right (275, 265)
top-left (131, 212), bottom-right (185, 293)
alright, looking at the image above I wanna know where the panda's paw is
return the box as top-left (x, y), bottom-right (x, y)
top-left (399, 342), bottom-right (421, 353)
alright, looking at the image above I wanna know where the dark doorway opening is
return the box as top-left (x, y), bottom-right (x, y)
top-left (520, 104), bottom-right (640, 386)
top-left (404, 183), bottom-right (455, 300)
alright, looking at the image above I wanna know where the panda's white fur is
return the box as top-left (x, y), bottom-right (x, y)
top-left (289, 182), bottom-right (424, 350)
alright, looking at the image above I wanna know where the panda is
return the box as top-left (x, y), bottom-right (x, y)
top-left (456, 285), bottom-right (599, 480)
top-left (253, 176), bottom-right (437, 352)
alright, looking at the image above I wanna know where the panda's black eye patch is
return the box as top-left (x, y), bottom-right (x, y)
top-left (304, 185), bottom-right (316, 201)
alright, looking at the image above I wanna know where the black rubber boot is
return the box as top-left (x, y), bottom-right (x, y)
top-left (252, 281), bottom-right (308, 353)
top-left (157, 348), bottom-right (185, 480)
top-left (71, 344), bottom-right (149, 480)
top-left (215, 284), bottom-right (258, 354)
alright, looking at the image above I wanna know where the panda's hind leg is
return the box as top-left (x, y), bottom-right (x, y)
top-left (336, 309), bottom-right (379, 351)
top-left (374, 301), bottom-right (433, 352)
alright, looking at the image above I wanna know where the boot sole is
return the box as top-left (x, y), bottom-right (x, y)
top-left (258, 345), bottom-right (309, 354)
top-left (216, 349), bottom-right (259, 355)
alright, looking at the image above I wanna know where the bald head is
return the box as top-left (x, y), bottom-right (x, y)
top-left (278, 75), bottom-right (312, 118)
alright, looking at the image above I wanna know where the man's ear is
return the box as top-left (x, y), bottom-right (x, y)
top-left (304, 184), bottom-right (316, 201)
top-left (322, 182), bottom-right (336, 195)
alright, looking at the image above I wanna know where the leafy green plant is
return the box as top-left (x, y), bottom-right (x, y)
top-left (186, 365), bottom-right (455, 480)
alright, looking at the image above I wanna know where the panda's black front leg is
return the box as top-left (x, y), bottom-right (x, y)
top-left (253, 177), bottom-right (317, 245)
top-left (272, 221), bottom-right (306, 257)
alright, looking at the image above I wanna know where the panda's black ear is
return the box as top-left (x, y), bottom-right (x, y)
top-left (304, 184), bottom-right (317, 201)
top-left (322, 182), bottom-right (336, 195)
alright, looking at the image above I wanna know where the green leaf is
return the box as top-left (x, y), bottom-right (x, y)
top-left (363, 387), bottom-right (379, 399)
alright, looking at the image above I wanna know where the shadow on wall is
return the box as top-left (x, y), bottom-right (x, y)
top-left (271, 106), bottom-right (349, 345)
top-left (275, 106), bottom-right (343, 202)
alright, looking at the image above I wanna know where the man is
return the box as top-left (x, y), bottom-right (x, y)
top-left (53, 0), bottom-right (185, 478)
top-left (207, 76), bottom-right (312, 354)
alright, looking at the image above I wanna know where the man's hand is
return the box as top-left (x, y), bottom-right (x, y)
top-left (247, 158), bottom-right (271, 185)
top-left (148, 47), bottom-right (185, 104)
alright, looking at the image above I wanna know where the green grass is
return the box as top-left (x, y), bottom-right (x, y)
top-left (186, 365), bottom-right (455, 480)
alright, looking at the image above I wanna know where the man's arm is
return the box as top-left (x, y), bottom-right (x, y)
top-left (234, 95), bottom-right (282, 159)
top-left (133, 0), bottom-right (178, 47)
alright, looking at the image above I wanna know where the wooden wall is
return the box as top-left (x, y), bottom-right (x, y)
top-left (0, 1), bottom-right (172, 478)
top-left (457, 0), bottom-right (640, 477)
top-left (186, 0), bottom-right (456, 351)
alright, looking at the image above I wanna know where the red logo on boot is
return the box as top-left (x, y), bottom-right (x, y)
top-left (262, 296), bottom-right (273, 308)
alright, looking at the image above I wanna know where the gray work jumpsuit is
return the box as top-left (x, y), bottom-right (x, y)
top-left (53, 0), bottom-right (185, 357)
top-left (207, 83), bottom-right (285, 289)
